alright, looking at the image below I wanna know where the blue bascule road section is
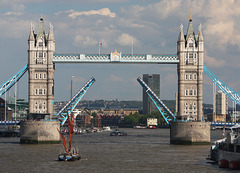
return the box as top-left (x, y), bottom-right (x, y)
top-left (56, 77), bottom-right (96, 125)
top-left (137, 77), bottom-right (176, 124)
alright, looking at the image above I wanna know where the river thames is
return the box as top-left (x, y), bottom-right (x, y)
top-left (0, 128), bottom-right (237, 172)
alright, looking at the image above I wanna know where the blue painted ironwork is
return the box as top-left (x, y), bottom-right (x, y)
top-left (137, 77), bottom-right (176, 124)
top-left (53, 53), bottom-right (179, 64)
top-left (0, 121), bottom-right (20, 125)
top-left (210, 121), bottom-right (240, 127)
top-left (204, 65), bottom-right (240, 105)
top-left (57, 77), bottom-right (96, 125)
top-left (0, 64), bottom-right (28, 96)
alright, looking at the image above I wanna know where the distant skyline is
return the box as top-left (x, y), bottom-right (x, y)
top-left (1, 0), bottom-right (240, 104)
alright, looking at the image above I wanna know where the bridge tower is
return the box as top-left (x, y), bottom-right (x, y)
top-left (177, 16), bottom-right (204, 121)
top-left (28, 13), bottom-right (55, 118)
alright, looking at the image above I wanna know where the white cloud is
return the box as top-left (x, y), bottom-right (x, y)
top-left (205, 54), bottom-right (225, 68)
top-left (66, 8), bottom-right (116, 19)
top-left (74, 35), bottom-right (97, 47)
top-left (116, 33), bottom-right (137, 46)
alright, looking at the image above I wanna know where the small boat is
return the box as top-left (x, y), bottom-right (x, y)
top-left (207, 124), bottom-right (240, 170)
top-left (58, 112), bottom-right (81, 161)
top-left (110, 129), bottom-right (127, 136)
top-left (133, 125), bottom-right (146, 129)
top-left (102, 126), bottom-right (111, 131)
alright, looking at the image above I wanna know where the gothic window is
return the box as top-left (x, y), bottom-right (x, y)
top-left (194, 74), bottom-right (197, 80)
top-left (39, 52), bottom-right (43, 57)
top-left (43, 73), bottom-right (46, 79)
top-left (189, 90), bottom-right (193, 96)
top-left (189, 104), bottom-right (192, 110)
top-left (43, 89), bottom-right (46, 95)
top-left (43, 102), bottom-right (46, 105)
top-left (35, 89), bottom-right (38, 95)
top-left (35, 106), bottom-right (37, 110)
top-left (189, 53), bottom-right (193, 59)
top-left (35, 73), bottom-right (38, 79)
top-left (185, 74), bottom-right (188, 80)
top-left (39, 103), bottom-right (42, 109)
top-left (185, 90), bottom-right (188, 96)
top-left (39, 89), bottom-right (42, 95)
top-left (39, 73), bottom-right (42, 79)
top-left (35, 102), bottom-right (37, 105)
top-left (189, 74), bottom-right (192, 80)
top-left (194, 90), bottom-right (197, 96)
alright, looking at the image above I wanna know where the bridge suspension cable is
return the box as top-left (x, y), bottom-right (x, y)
top-left (57, 77), bottom-right (96, 125)
top-left (137, 77), bottom-right (176, 124)
top-left (0, 64), bottom-right (28, 97)
top-left (204, 65), bottom-right (240, 105)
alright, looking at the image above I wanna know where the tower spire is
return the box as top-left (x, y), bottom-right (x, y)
top-left (190, 10), bottom-right (192, 21)
top-left (40, 9), bottom-right (43, 21)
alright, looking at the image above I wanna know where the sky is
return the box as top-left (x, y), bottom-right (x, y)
top-left (0, 0), bottom-right (240, 104)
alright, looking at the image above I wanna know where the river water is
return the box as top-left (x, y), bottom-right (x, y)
top-left (0, 128), bottom-right (237, 173)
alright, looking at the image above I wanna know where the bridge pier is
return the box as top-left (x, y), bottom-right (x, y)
top-left (20, 120), bottom-right (60, 144)
top-left (170, 121), bottom-right (210, 145)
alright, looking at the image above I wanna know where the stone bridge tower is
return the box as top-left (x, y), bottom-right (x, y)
top-left (28, 13), bottom-right (55, 118)
top-left (177, 16), bottom-right (204, 121)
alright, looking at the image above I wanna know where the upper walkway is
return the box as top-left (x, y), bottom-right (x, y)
top-left (53, 51), bottom-right (179, 64)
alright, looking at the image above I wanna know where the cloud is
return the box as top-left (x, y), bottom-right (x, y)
top-left (204, 54), bottom-right (225, 68)
top-left (116, 33), bottom-right (137, 46)
top-left (66, 8), bottom-right (116, 19)
top-left (4, 11), bottom-right (22, 16)
top-left (74, 35), bottom-right (97, 47)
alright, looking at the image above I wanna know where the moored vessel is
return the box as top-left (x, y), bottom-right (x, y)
top-left (208, 124), bottom-right (240, 170)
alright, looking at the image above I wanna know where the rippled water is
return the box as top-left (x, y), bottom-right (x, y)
top-left (0, 128), bottom-right (236, 172)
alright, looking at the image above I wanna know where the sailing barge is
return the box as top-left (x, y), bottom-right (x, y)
top-left (58, 113), bottom-right (81, 161)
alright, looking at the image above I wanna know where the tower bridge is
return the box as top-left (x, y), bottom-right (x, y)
top-left (27, 14), bottom-right (203, 123)
top-left (4, 13), bottom-right (239, 143)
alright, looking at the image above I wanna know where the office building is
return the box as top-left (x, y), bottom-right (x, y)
top-left (142, 74), bottom-right (160, 114)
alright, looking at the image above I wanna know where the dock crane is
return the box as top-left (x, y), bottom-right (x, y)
top-left (137, 77), bottom-right (176, 125)
top-left (56, 77), bottom-right (96, 125)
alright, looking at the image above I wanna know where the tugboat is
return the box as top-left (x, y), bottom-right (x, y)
top-left (58, 113), bottom-right (81, 161)
top-left (208, 124), bottom-right (240, 170)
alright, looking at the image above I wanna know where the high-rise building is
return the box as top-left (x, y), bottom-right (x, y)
top-left (142, 74), bottom-right (160, 114)
top-left (216, 90), bottom-right (228, 118)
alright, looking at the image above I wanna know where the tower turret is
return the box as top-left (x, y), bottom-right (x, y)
top-left (177, 15), bottom-right (204, 121)
top-left (28, 11), bottom-right (55, 117)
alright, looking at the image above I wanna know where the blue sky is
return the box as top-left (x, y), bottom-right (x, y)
top-left (1, 0), bottom-right (240, 104)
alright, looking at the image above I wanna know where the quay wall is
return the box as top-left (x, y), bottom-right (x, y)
top-left (20, 121), bottom-right (60, 144)
top-left (170, 121), bottom-right (210, 145)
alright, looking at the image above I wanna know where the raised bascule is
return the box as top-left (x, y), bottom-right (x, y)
top-left (2, 13), bottom-right (237, 144)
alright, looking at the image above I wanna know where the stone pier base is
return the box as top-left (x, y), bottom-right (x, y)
top-left (170, 121), bottom-right (210, 145)
top-left (20, 120), bottom-right (61, 144)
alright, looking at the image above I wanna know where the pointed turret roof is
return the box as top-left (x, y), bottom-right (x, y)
top-left (28, 23), bottom-right (35, 41)
top-left (178, 24), bottom-right (185, 42)
top-left (198, 24), bottom-right (203, 41)
top-left (186, 13), bottom-right (195, 41)
top-left (36, 10), bottom-right (46, 41)
top-left (47, 23), bottom-right (55, 41)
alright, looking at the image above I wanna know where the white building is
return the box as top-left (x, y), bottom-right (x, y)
top-left (216, 90), bottom-right (228, 115)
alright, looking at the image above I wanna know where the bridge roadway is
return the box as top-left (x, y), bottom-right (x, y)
top-left (53, 52), bottom-right (179, 64)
